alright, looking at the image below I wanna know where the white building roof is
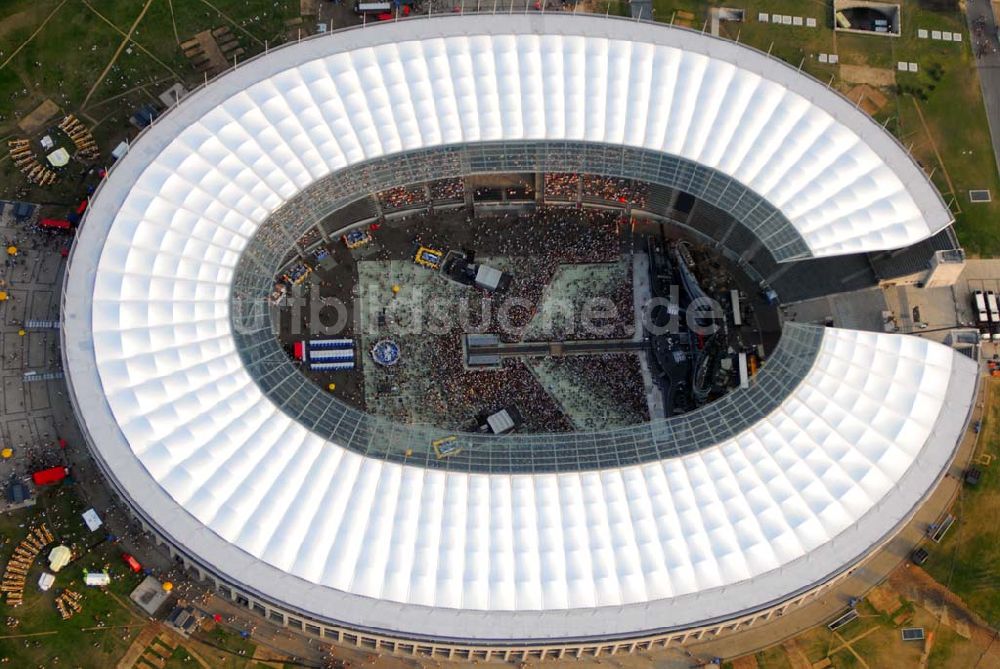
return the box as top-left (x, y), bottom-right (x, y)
top-left (475, 265), bottom-right (504, 291)
top-left (486, 408), bottom-right (516, 433)
top-left (61, 16), bottom-right (974, 642)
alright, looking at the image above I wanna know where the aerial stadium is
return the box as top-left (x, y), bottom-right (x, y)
top-left (62, 13), bottom-right (979, 659)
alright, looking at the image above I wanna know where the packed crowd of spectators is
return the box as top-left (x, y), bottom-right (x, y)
top-left (463, 208), bottom-right (625, 340)
top-left (423, 335), bottom-right (574, 432)
top-left (543, 354), bottom-right (650, 424)
top-left (379, 185), bottom-right (427, 210)
top-left (631, 180), bottom-right (650, 209)
top-left (429, 177), bottom-right (464, 200)
top-left (581, 175), bottom-right (650, 208)
top-left (541, 173), bottom-right (653, 208)
top-left (544, 172), bottom-right (579, 198)
top-left (267, 170), bottom-right (654, 291)
top-left (358, 206), bottom-right (640, 431)
top-left (523, 260), bottom-right (635, 341)
top-left (296, 226), bottom-right (322, 250)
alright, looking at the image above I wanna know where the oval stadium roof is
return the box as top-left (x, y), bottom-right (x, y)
top-left (62, 15), bottom-right (974, 643)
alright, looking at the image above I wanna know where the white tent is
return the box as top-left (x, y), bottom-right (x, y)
top-left (84, 572), bottom-right (110, 587)
top-left (81, 508), bottom-right (102, 532)
top-left (47, 545), bottom-right (71, 573)
top-left (37, 572), bottom-right (55, 592)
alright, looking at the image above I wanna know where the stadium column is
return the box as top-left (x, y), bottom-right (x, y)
top-left (718, 216), bottom-right (739, 248)
top-left (741, 237), bottom-right (764, 263)
top-left (371, 192), bottom-right (385, 223)
top-left (535, 172), bottom-right (544, 205)
top-left (464, 176), bottom-right (474, 211)
top-left (576, 173), bottom-right (583, 205)
top-left (315, 222), bottom-right (332, 244)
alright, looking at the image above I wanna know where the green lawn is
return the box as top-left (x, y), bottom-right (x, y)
top-left (926, 625), bottom-right (963, 668)
top-left (694, 0), bottom-right (1000, 256)
top-left (0, 486), bottom-right (145, 667)
top-left (163, 645), bottom-right (197, 669)
top-left (191, 625), bottom-right (258, 669)
top-left (0, 0), bottom-right (301, 202)
top-left (0, 482), bottom-right (288, 668)
top-left (925, 377), bottom-right (1000, 626)
top-left (753, 645), bottom-right (794, 669)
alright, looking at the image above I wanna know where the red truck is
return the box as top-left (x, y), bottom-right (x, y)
top-left (32, 466), bottom-right (68, 486)
top-left (39, 218), bottom-right (72, 232)
top-left (121, 553), bottom-right (142, 573)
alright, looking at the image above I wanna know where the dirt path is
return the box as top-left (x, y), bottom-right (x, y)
top-left (115, 621), bottom-right (161, 669)
top-left (81, 0), bottom-right (182, 82)
top-left (0, 630), bottom-right (57, 639)
top-left (838, 64), bottom-right (896, 86)
top-left (781, 638), bottom-right (812, 669)
top-left (911, 96), bottom-right (960, 212)
top-left (888, 565), bottom-right (1000, 662)
top-left (831, 629), bottom-right (872, 669)
top-left (81, 0), bottom-right (156, 109)
top-left (0, 0), bottom-right (69, 70)
top-left (165, 0), bottom-right (179, 44)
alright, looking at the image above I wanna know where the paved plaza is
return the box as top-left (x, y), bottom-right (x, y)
top-left (0, 207), bottom-right (75, 507)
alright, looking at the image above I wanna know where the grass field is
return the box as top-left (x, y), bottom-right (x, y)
top-left (661, 1), bottom-right (1000, 257)
top-left (0, 485), bottom-right (146, 667)
top-left (0, 0), bottom-right (302, 203)
top-left (163, 645), bottom-right (197, 668)
top-left (0, 482), bottom-right (293, 668)
top-left (925, 376), bottom-right (1000, 626)
top-left (193, 625), bottom-right (259, 669)
top-left (725, 595), bottom-right (992, 669)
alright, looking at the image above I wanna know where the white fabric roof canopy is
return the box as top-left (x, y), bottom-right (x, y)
top-left (62, 16), bottom-right (973, 641)
top-left (109, 18), bottom-right (948, 260)
top-left (97, 328), bottom-right (968, 611)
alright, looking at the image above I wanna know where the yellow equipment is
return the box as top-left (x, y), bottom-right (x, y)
top-left (414, 246), bottom-right (444, 270)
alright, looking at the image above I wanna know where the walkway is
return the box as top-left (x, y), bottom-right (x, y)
top-left (467, 337), bottom-right (647, 358)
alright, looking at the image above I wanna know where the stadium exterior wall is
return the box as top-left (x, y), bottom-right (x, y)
top-left (59, 14), bottom-right (976, 650)
top-left (61, 320), bottom-right (979, 651)
top-left (71, 405), bottom-right (975, 659)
